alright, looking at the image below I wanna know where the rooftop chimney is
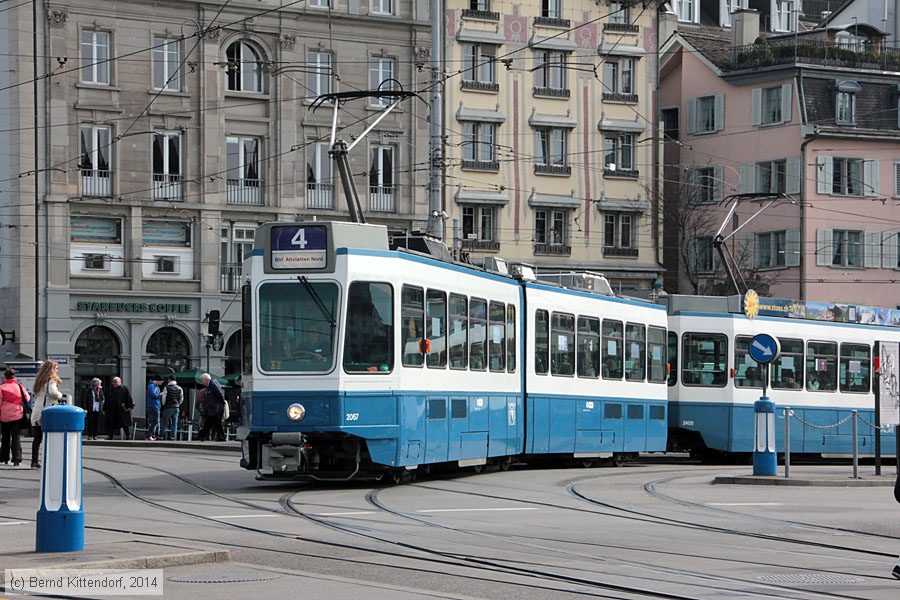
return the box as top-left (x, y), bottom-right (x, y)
top-left (732, 9), bottom-right (760, 48)
top-left (659, 10), bottom-right (677, 46)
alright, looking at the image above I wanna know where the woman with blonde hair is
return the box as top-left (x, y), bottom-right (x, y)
top-left (31, 360), bottom-right (65, 469)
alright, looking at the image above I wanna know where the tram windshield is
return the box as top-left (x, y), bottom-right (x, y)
top-left (258, 281), bottom-right (339, 373)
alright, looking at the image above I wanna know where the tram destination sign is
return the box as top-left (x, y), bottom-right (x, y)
top-left (270, 225), bottom-right (328, 270)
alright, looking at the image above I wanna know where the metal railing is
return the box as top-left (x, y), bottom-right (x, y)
top-left (369, 185), bottom-right (396, 212)
top-left (461, 159), bottom-right (500, 171)
top-left (534, 242), bottom-right (571, 255)
top-left (533, 86), bottom-right (570, 98)
top-left (80, 169), bottom-right (112, 197)
top-left (732, 40), bottom-right (900, 71)
top-left (602, 91), bottom-right (638, 103)
top-left (461, 8), bottom-right (499, 20)
top-left (461, 79), bottom-right (500, 92)
top-left (220, 264), bottom-right (242, 293)
top-left (603, 246), bottom-right (639, 257)
top-left (153, 173), bottom-right (183, 200)
top-left (534, 163), bottom-right (572, 175)
top-left (535, 16), bottom-right (570, 27)
top-left (306, 183), bottom-right (334, 209)
top-left (603, 22), bottom-right (638, 33)
top-left (226, 178), bottom-right (263, 205)
top-left (462, 239), bottom-right (500, 251)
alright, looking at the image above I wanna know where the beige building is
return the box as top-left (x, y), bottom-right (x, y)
top-left (0, 0), bottom-right (430, 406)
top-left (443, 0), bottom-right (662, 292)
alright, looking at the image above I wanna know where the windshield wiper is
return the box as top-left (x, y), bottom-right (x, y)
top-left (297, 276), bottom-right (335, 329)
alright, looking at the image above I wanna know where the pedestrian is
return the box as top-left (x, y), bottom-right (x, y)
top-left (145, 376), bottom-right (163, 441)
top-left (0, 369), bottom-right (29, 467)
top-left (31, 360), bottom-right (65, 469)
top-left (894, 472), bottom-right (900, 580)
top-left (200, 373), bottom-right (226, 442)
top-left (105, 377), bottom-right (132, 440)
top-left (160, 375), bottom-right (183, 441)
top-left (79, 378), bottom-right (104, 440)
top-left (194, 387), bottom-right (207, 440)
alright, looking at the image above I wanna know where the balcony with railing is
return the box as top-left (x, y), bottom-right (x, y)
top-left (462, 79), bottom-right (500, 92)
top-left (462, 238), bottom-right (500, 251)
top-left (731, 40), bottom-right (900, 71)
top-left (534, 163), bottom-right (572, 176)
top-left (153, 173), bottom-right (183, 200)
top-left (306, 183), bottom-right (334, 209)
top-left (369, 185), bottom-right (396, 212)
top-left (461, 8), bottom-right (499, 20)
top-left (533, 86), bottom-right (570, 98)
top-left (534, 16), bottom-right (570, 28)
top-left (227, 178), bottom-right (263, 205)
top-left (80, 169), bottom-right (112, 197)
top-left (604, 21), bottom-right (638, 33)
top-left (461, 159), bottom-right (500, 171)
top-left (603, 246), bottom-right (639, 257)
top-left (602, 91), bottom-right (638, 103)
top-left (220, 264), bottom-right (242, 293)
top-left (534, 242), bottom-right (571, 255)
top-left (604, 167), bottom-right (639, 178)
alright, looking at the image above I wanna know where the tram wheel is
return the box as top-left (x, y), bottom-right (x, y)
top-left (612, 453), bottom-right (626, 468)
top-left (579, 459), bottom-right (598, 469)
top-left (497, 457), bottom-right (512, 472)
top-left (471, 464), bottom-right (485, 474)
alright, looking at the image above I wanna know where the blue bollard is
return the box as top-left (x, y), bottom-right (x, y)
top-left (753, 397), bottom-right (777, 476)
top-left (36, 404), bottom-right (85, 552)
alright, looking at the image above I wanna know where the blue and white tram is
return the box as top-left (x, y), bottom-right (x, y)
top-left (666, 295), bottom-right (900, 458)
top-left (524, 282), bottom-right (669, 462)
top-left (239, 220), bottom-right (668, 480)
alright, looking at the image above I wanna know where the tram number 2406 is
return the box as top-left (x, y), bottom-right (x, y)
top-left (345, 413), bottom-right (360, 422)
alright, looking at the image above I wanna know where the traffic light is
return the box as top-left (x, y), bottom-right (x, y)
top-left (207, 310), bottom-right (221, 335)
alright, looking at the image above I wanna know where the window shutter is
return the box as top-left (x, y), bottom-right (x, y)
top-left (714, 94), bottom-right (725, 131)
top-left (739, 164), bottom-right (755, 194)
top-left (781, 83), bottom-right (793, 123)
top-left (751, 88), bottom-right (762, 126)
top-left (816, 156), bottom-right (832, 195)
top-left (534, 131), bottom-right (544, 164)
top-left (686, 98), bottom-right (696, 135)
top-left (816, 228), bottom-right (832, 266)
top-left (785, 157), bottom-right (802, 195)
top-left (895, 162), bottom-right (900, 197)
top-left (685, 168), bottom-right (698, 202)
top-left (687, 237), bottom-right (699, 272)
top-left (785, 229), bottom-right (801, 267)
top-left (883, 230), bottom-right (900, 269)
top-left (713, 165), bottom-right (725, 202)
top-left (864, 231), bottom-right (882, 268)
top-left (863, 159), bottom-right (879, 197)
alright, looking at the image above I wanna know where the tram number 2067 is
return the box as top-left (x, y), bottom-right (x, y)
top-left (345, 413), bottom-right (360, 422)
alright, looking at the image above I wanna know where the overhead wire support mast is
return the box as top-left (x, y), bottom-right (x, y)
top-left (712, 192), bottom-right (798, 295)
top-left (310, 86), bottom-right (425, 225)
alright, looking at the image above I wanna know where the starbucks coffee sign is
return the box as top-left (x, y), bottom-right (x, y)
top-left (76, 301), bottom-right (191, 313)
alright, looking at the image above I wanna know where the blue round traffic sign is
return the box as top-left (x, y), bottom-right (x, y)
top-left (749, 333), bottom-right (780, 364)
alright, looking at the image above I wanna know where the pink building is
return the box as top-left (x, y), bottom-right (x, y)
top-left (659, 9), bottom-right (900, 306)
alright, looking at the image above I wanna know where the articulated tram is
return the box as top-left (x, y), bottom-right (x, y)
top-left (238, 221), bottom-right (667, 480)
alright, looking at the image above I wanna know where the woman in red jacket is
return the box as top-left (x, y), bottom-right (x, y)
top-left (0, 368), bottom-right (29, 467)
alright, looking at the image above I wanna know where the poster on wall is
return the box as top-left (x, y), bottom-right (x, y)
top-left (879, 341), bottom-right (900, 428)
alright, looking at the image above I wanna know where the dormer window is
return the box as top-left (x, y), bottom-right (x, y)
top-left (772, 0), bottom-right (798, 33)
top-left (835, 81), bottom-right (860, 125)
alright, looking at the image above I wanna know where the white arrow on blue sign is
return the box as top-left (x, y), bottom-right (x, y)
top-left (749, 334), bottom-right (781, 364)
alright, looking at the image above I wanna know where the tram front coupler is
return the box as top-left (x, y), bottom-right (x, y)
top-left (260, 432), bottom-right (311, 473)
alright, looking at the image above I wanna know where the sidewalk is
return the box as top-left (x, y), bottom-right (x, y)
top-left (713, 464), bottom-right (899, 486)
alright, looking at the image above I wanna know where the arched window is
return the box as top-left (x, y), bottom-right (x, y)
top-left (74, 326), bottom-right (121, 398)
top-left (225, 40), bottom-right (264, 92)
top-left (146, 327), bottom-right (191, 379)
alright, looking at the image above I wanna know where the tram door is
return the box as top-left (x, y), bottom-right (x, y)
top-left (425, 396), bottom-right (449, 463)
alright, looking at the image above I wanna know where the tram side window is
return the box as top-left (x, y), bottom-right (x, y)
top-left (469, 298), bottom-right (488, 371)
top-left (344, 281), bottom-right (394, 373)
top-left (604, 403), bottom-right (623, 419)
top-left (602, 320), bottom-right (623, 379)
top-left (535, 309), bottom-right (549, 375)
top-left (840, 343), bottom-right (870, 393)
top-left (771, 338), bottom-right (803, 390)
top-left (682, 333), bottom-right (727, 387)
top-left (448, 294), bottom-right (468, 370)
top-left (806, 341), bottom-right (837, 392)
top-left (648, 327), bottom-right (667, 383)
top-left (426, 289), bottom-right (447, 368)
top-left (401, 285), bottom-right (425, 367)
top-left (551, 312), bottom-right (575, 376)
top-left (625, 323), bottom-right (646, 382)
top-left (489, 301), bottom-right (506, 372)
top-left (627, 404), bottom-right (644, 420)
top-left (577, 317), bottom-right (600, 378)
top-left (734, 336), bottom-right (763, 389)
top-left (506, 305), bottom-right (516, 373)
top-left (667, 331), bottom-right (678, 386)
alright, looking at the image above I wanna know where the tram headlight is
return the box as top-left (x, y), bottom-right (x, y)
top-left (287, 403), bottom-right (306, 421)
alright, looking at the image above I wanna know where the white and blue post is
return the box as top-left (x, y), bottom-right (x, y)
top-left (36, 404), bottom-right (85, 552)
top-left (753, 397), bottom-right (777, 475)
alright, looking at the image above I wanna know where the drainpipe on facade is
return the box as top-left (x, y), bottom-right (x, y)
top-left (799, 130), bottom-right (818, 303)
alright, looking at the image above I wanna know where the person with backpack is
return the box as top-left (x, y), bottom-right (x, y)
top-left (0, 369), bottom-right (29, 467)
top-left (159, 375), bottom-right (183, 441)
top-left (31, 360), bottom-right (65, 469)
